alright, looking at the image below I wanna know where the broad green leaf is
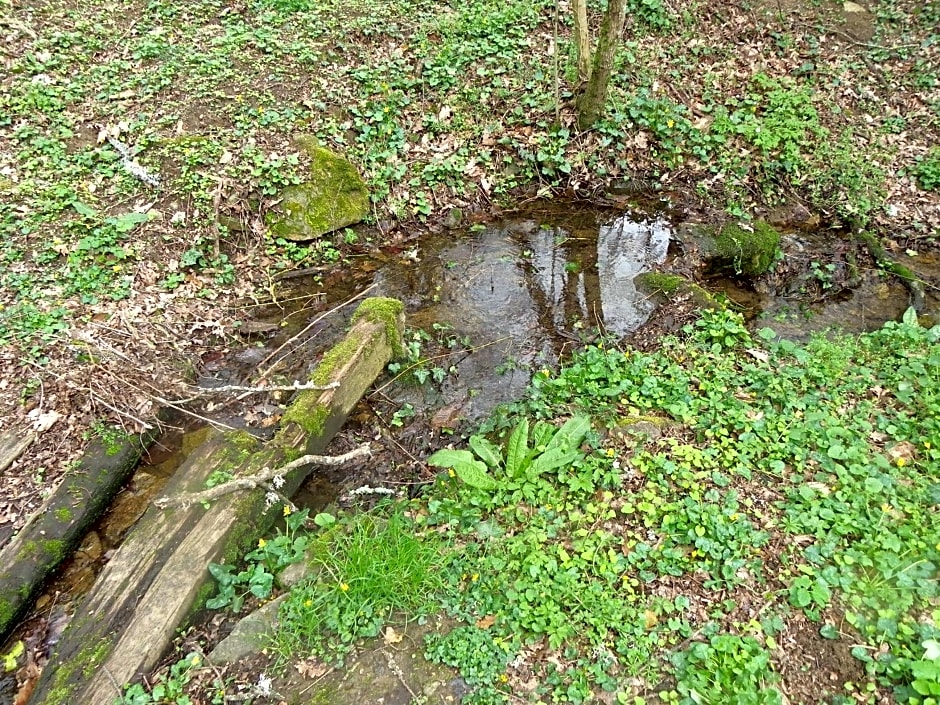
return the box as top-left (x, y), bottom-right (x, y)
top-left (902, 306), bottom-right (918, 326)
top-left (428, 449), bottom-right (477, 469)
top-left (453, 460), bottom-right (498, 490)
top-left (71, 200), bottom-right (96, 217)
top-left (469, 435), bottom-right (502, 468)
top-left (112, 211), bottom-right (150, 232)
top-left (313, 512), bottom-right (336, 527)
top-left (530, 446), bottom-right (581, 476)
top-left (505, 418), bottom-right (530, 479)
top-left (544, 415), bottom-right (591, 453)
top-left (428, 449), bottom-right (498, 490)
top-left (531, 421), bottom-right (555, 449)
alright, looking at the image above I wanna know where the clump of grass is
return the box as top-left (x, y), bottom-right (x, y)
top-left (272, 502), bottom-right (449, 664)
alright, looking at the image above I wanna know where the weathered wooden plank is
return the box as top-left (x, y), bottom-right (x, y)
top-left (29, 297), bottom-right (404, 705)
top-left (0, 428), bottom-right (35, 476)
top-left (0, 429), bottom-right (156, 641)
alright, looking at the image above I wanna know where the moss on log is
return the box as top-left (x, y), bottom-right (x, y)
top-left (28, 297), bottom-right (404, 705)
top-left (0, 430), bottom-right (155, 642)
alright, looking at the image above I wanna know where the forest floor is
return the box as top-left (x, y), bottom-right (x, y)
top-left (0, 0), bottom-right (939, 701)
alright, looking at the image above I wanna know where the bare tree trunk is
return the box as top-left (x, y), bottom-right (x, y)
top-left (571, 0), bottom-right (592, 85)
top-left (576, 0), bottom-right (627, 129)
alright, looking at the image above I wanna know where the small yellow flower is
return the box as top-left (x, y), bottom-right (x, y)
top-left (191, 655), bottom-right (201, 665)
top-left (606, 448), bottom-right (616, 458)
top-left (667, 119), bottom-right (675, 128)
top-left (729, 513), bottom-right (739, 521)
top-left (258, 538), bottom-right (267, 549)
top-left (499, 674), bottom-right (509, 683)
top-left (896, 457), bottom-right (906, 467)
top-left (448, 469), bottom-right (456, 478)
top-left (283, 504), bottom-right (292, 516)
top-left (340, 583), bottom-right (349, 592)
top-left (471, 573), bottom-right (480, 582)
top-left (304, 599), bottom-right (313, 607)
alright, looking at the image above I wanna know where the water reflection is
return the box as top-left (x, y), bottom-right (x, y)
top-left (523, 215), bottom-right (671, 335)
top-left (366, 209), bottom-right (673, 418)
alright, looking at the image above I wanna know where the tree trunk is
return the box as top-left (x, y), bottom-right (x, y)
top-left (576, 0), bottom-right (628, 130)
top-left (571, 0), bottom-right (592, 85)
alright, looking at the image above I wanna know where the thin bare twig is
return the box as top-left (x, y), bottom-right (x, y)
top-left (254, 282), bottom-right (379, 383)
top-left (153, 444), bottom-right (371, 509)
top-left (169, 379), bottom-right (339, 404)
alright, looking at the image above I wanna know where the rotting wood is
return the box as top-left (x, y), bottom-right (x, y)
top-left (0, 430), bottom-right (156, 642)
top-left (28, 296), bottom-right (404, 705)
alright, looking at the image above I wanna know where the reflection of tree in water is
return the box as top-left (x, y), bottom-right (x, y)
top-left (522, 215), bottom-right (671, 337)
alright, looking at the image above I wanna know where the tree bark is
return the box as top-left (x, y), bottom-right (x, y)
top-left (571, 0), bottom-right (592, 84)
top-left (576, 0), bottom-right (628, 129)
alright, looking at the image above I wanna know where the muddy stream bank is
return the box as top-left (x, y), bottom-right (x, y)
top-left (2, 200), bottom-right (937, 704)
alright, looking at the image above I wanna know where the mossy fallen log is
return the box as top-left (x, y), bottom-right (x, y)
top-left (0, 429), bottom-right (156, 642)
top-left (28, 297), bottom-right (404, 705)
top-left (856, 231), bottom-right (926, 313)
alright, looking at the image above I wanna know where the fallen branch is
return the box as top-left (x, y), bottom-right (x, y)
top-left (0, 431), bottom-right (36, 475)
top-left (153, 444), bottom-right (372, 509)
top-left (166, 380), bottom-right (339, 405)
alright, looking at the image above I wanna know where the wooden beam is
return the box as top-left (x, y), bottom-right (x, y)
top-left (28, 297), bottom-right (404, 705)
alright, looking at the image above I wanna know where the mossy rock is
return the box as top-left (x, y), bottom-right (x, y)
top-left (675, 221), bottom-right (780, 277)
top-left (635, 272), bottom-right (719, 308)
top-left (268, 136), bottom-right (370, 242)
top-left (713, 221), bottom-right (780, 276)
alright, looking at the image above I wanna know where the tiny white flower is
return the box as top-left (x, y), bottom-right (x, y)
top-left (265, 491), bottom-right (279, 507)
top-left (257, 674), bottom-right (272, 695)
top-left (272, 474), bottom-right (285, 489)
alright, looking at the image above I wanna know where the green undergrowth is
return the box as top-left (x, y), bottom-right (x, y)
top-left (166, 307), bottom-right (940, 705)
top-left (416, 308), bottom-right (939, 704)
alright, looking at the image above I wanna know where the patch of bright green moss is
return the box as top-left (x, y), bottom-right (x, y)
top-left (54, 507), bottom-right (73, 522)
top-left (635, 272), bottom-right (686, 296)
top-left (714, 220), bottom-right (780, 276)
top-left (45, 637), bottom-right (113, 705)
top-left (281, 398), bottom-right (330, 437)
top-left (0, 597), bottom-right (14, 631)
top-left (310, 329), bottom-right (367, 389)
top-left (42, 540), bottom-right (66, 562)
top-left (352, 297), bottom-right (405, 359)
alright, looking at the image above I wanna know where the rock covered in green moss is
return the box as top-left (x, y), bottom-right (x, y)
top-left (675, 220), bottom-right (780, 277)
top-left (714, 221), bottom-right (780, 276)
top-left (268, 136), bottom-right (370, 242)
top-left (635, 272), bottom-right (719, 308)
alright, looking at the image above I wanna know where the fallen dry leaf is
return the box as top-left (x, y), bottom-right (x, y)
top-left (383, 626), bottom-right (404, 645)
